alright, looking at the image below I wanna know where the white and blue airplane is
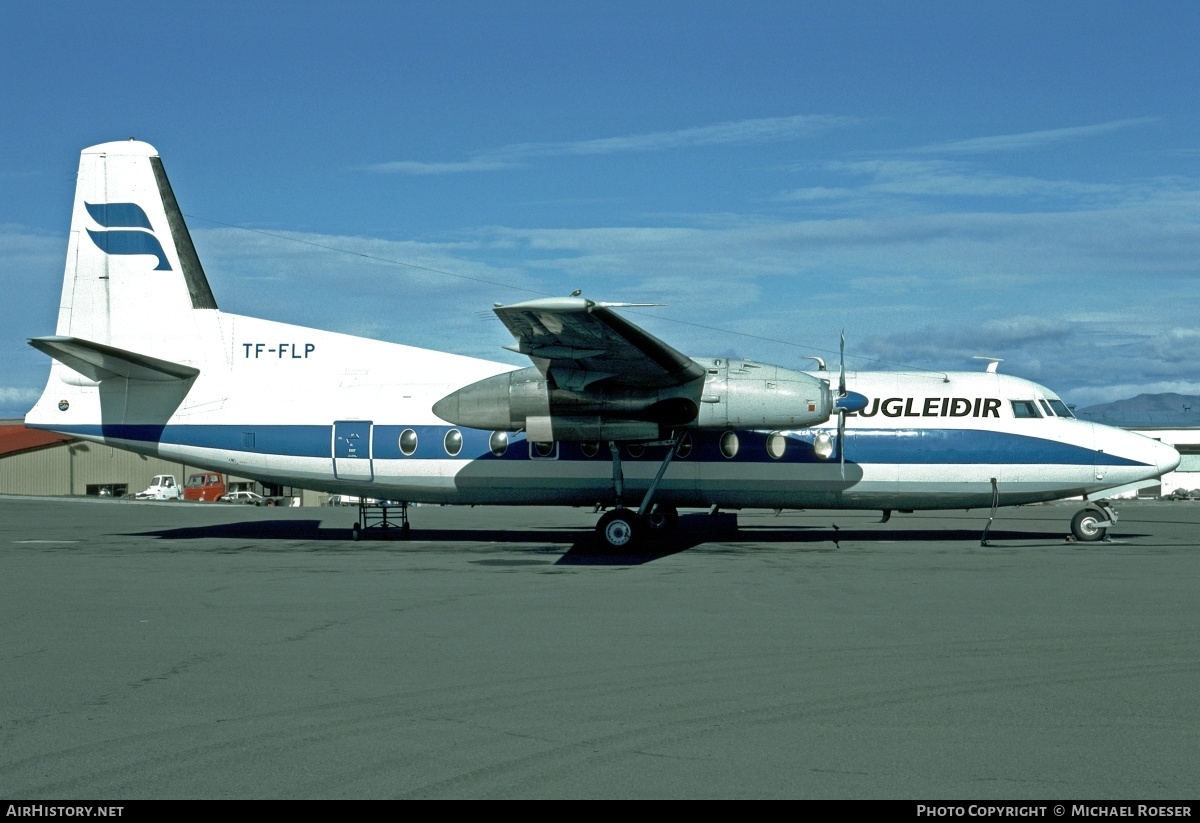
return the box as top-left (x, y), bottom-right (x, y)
top-left (25, 140), bottom-right (1181, 548)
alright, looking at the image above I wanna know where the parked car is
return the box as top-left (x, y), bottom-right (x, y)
top-left (135, 475), bottom-right (182, 501)
top-left (219, 490), bottom-right (266, 505)
top-left (1166, 488), bottom-right (1200, 501)
top-left (326, 494), bottom-right (361, 506)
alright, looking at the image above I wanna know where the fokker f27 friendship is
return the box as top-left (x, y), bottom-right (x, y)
top-left (25, 140), bottom-right (1181, 548)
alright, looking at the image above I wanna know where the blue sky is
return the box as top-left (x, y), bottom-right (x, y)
top-left (3, 1), bottom-right (1199, 417)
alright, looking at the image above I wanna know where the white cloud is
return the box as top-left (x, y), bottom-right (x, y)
top-left (365, 114), bottom-right (860, 174)
top-left (0, 387), bottom-right (40, 417)
top-left (364, 160), bottom-right (520, 175)
top-left (543, 114), bottom-right (859, 155)
top-left (792, 159), bottom-right (1127, 204)
top-left (0, 387), bottom-right (39, 403)
top-left (907, 118), bottom-right (1158, 156)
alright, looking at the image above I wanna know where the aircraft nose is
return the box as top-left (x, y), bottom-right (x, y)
top-left (1154, 439), bottom-right (1182, 475)
top-left (1094, 423), bottom-right (1182, 481)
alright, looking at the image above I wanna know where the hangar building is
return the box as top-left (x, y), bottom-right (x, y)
top-left (1076, 408), bottom-right (1200, 498)
top-left (0, 420), bottom-right (326, 505)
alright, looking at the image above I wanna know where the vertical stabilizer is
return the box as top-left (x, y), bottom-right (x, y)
top-left (57, 139), bottom-right (217, 349)
top-left (26, 140), bottom-right (224, 436)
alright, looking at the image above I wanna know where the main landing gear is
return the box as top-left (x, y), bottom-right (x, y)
top-left (596, 504), bottom-right (680, 550)
top-left (595, 436), bottom-right (681, 550)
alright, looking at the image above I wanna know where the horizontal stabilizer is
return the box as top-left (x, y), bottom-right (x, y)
top-left (29, 336), bottom-right (199, 382)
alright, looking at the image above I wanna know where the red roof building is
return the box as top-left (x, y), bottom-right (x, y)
top-left (0, 423), bottom-right (73, 458)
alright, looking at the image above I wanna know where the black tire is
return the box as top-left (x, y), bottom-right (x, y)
top-left (645, 505), bottom-right (679, 534)
top-left (596, 509), bottom-right (642, 550)
top-left (351, 521), bottom-right (361, 542)
top-left (1071, 508), bottom-right (1108, 542)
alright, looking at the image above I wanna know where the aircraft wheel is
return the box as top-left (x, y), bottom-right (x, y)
top-left (1071, 508), bottom-right (1108, 542)
top-left (596, 509), bottom-right (642, 550)
top-left (645, 505), bottom-right (679, 534)
top-left (351, 521), bottom-right (361, 541)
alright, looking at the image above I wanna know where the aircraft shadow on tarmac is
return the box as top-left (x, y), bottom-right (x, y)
top-left (129, 513), bottom-right (1134, 567)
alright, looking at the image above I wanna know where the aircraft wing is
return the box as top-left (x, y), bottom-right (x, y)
top-left (493, 297), bottom-right (705, 391)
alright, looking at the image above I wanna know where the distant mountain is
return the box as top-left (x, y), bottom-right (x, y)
top-left (1077, 393), bottom-right (1200, 428)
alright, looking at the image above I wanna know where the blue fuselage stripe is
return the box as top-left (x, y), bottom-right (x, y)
top-left (39, 424), bottom-right (1150, 468)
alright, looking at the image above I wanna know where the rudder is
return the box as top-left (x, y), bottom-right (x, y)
top-left (56, 139), bottom-right (217, 350)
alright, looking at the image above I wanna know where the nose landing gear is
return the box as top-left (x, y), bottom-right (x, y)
top-left (1069, 502), bottom-right (1116, 543)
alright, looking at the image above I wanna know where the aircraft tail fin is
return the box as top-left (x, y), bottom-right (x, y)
top-left (26, 140), bottom-right (222, 433)
top-left (54, 139), bottom-right (217, 349)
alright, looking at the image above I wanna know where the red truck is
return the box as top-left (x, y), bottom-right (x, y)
top-left (183, 472), bottom-right (226, 502)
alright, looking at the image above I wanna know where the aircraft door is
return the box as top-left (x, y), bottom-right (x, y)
top-left (333, 420), bottom-right (374, 481)
top-left (1087, 419), bottom-right (1105, 484)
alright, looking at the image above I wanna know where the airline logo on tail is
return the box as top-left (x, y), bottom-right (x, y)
top-left (84, 201), bottom-right (171, 270)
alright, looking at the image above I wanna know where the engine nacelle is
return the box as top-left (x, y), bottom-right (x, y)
top-left (693, 358), bottom-right (833, 429)
top-left (432, 366), bottom-right (697, 442)
top-left (434, 359), bottom-right (835, 441)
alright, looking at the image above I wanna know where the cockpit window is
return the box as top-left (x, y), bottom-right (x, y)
top-left (1038, 400), bottom-right (1055, 417)
top-left (1011, 400), bottom-right (1042, 418)
top-left (1047, 399), bottom-right (1075, 419)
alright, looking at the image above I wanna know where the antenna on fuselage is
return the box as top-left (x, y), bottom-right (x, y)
top-left (973, 357), bottom-right (1003, 374)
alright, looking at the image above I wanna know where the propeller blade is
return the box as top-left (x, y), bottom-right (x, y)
top-left (834, 330), bottom-right (857, 479)
top-left (838, 330), bottom-right (847, 397)
top-left (838, 408), bottom-right (846, 480)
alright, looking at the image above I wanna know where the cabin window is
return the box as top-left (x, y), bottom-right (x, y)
top-left (1048, 399), bottom-right (1075, 419)
top-left (530, 441), bottom-right (557, 459)
top-left (489, 431), bottom-right (509, 457)
top-left (399, 428), bottom-right (418, 456)
top-left (720, 431), bottom-right (739, 459)
top-left (766, 432), bottom-right (787, 459)
top-left (813, 432), bottom-right (834, 460)
top-left (674, 434), bottom-right (692, 459)
top-left (1038, 400), bottom-right (1055, 417)
top-left (444, 429), bottom-right (463, 457)
top-left (626, 443), bottom-right (645, 458)
top-left (580, 441), bottom-right (600, 458)
top-left (1011, 401), bottom-right (1042, 418)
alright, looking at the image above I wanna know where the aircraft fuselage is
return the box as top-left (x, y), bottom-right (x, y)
top-left (27, 311), bottom-right (1177, 513)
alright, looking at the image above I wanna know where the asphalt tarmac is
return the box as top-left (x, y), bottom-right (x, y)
top-left (1, 495), bottom-right (1198, 800)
